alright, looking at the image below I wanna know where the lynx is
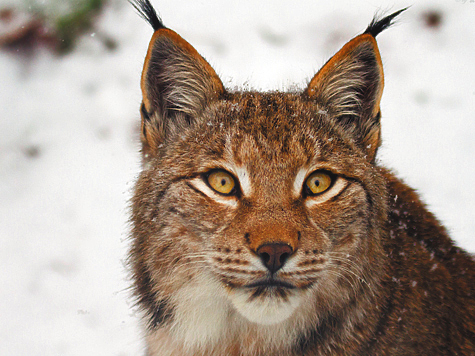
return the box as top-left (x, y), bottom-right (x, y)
top-left (128, 1), bottom-right (475, 355)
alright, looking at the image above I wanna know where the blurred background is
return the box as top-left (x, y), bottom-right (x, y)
top-left (0, 0), bottom-right (474, 354)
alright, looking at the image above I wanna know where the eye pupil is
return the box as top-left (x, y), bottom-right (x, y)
top-left (207, 170), bottom-right (236, 195)
top-left (305, 171), bottom-right (333, 196)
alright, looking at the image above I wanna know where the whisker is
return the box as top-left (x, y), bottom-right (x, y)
top-left (325, 257), bottom-right (376, 298)
top-left (324, 268), bottom-right (359, 298)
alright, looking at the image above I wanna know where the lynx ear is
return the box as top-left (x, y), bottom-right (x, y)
top-left (305, 9), bottom-right (405, 161)
top-left (305, 33), bottom-right (383, 161)
top-left (139, 28), bottom-right (225, 155)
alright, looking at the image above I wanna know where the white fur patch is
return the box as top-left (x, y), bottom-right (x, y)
top-left (293, 167), bottom-right (309, 197)
top-left (305, 177), bottom-right (348, 208)
top-left (146, 269), bottom-right (318, 355)
top-left (234, 166), bottom-right (252, 196)
top-left (169, 272), bottom-right (232, 350)
top-left (188, 177), bottom-right (238, 207)
top-left (229, 289), bottom-right (302, 325)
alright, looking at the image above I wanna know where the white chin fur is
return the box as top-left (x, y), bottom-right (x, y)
top-left (230, 289), bottom-right (302, 325)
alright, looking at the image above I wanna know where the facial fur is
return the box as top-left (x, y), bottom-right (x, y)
top-left (132, 92), bottom-right (388, 353)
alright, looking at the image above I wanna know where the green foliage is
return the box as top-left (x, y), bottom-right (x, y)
top-left (55, 0), bottom-right (104, 51)
top-left (26, 0), bottom-right (107, 52)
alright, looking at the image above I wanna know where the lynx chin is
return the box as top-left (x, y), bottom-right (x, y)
top-left (128, 1), bottom-right (475, 355)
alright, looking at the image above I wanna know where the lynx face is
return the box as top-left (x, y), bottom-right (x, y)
top-left (130, 0), bottom-right (402, 352)
top-left (136, 92), bottom-right (385, 328)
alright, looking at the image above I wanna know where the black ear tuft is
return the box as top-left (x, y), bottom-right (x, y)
top-left (364, 8), bottom-right (407, 37)
top-left (129, 0), bottom-right (165, 31)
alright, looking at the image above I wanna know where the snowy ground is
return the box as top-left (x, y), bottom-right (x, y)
top-left (1, 0), bottom-right (474, 354)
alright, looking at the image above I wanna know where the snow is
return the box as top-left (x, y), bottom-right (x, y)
top-left (0, 0), bottom-right (474, 354)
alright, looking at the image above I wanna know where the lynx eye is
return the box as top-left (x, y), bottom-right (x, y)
top-left (305, 171), bottom-right (333, 196)
top-left (207, 170), bottom-right (236, 195)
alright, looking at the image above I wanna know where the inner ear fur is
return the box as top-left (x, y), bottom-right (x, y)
top-left (305, 34), bottom-right (384, 161)
top-left (140, 28), bottom-right (225, 155)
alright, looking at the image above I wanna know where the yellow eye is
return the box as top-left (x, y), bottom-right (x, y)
top-left (305, 171), bottom-right (333, 196)
top-left (207, 170), bottom-right (236, 195)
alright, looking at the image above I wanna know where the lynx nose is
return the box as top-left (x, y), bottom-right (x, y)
top-left (256, 243), bottom-right (293, 274)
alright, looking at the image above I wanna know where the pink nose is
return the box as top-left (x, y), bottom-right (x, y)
top-left (256, 243), bottom-right (293, 274)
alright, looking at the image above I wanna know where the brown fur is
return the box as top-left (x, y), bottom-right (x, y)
top-left (129, 3), bottom-right (475, 355)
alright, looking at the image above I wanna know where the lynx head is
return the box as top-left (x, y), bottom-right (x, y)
top-left (130, 0), bottom-right (404, 346)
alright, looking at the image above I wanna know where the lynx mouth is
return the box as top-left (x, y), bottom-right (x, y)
top-left (230, 278), bottom-right (302, 325)
top-left (245, 279), bottom-right (296, 290)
